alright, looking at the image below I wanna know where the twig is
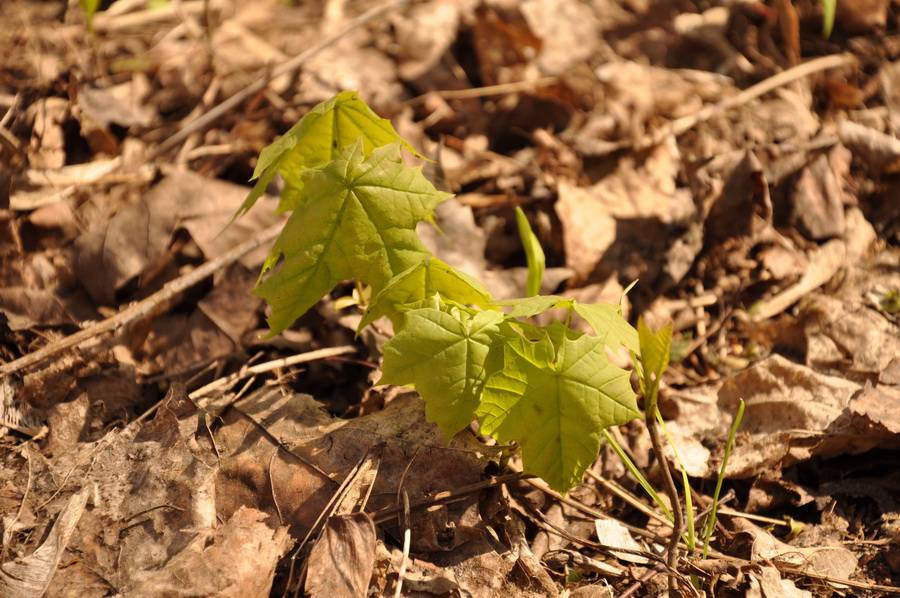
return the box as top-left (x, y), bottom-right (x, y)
top-left (586, 470), bottom-right (671, 526)
top-left (152, 0), bottom-right (409, 157)
top-left (638, 53), bottom-right (855, 149)
top-left (0, 224), bottom-right (282, 379)
top-left (189, 345), bottom-right (357, 400)
top-left (393, 489), bottom-right (411, 598)
top-left (371, 472), bottom-right (527, 525)
top-left (618, 490), bottom-right (736, 598)
top-left (522, 476), bottom-right (668, 545)
top-left (646, 408), bottom-right (684, 595)
top-left (402, 76), bottom-right (559, 107)
top-left (510, 490), bottom-right (700, 597)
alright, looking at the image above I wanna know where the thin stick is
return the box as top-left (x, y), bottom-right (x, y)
top-left (371, 472), bottom-right (527, 525)
top-left (0, 224), bottom-right (281, 378)
top-left (639, 53), bottom-right (855, 149)
top-left (586, 470), bottom-right (670, 526)
top-left (402, 76), bottom-right (559, 106)
top-left (153, 0), bottom-right (409, 157)
top-left (646, 408), bottom-right (684, 594)
top-left (131, 346), bottom-right (357, 426)
top-left (393, 489), bottom-right (411, 598)
top-left (189, 345), bottom-right (357, 399)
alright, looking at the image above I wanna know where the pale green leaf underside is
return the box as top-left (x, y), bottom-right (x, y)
top-left (479, 332), bottom-right (640, 493)
top-left (359, 257), bottom-right (493, 331)
top-left (235, 91), bottom-right (422, 218)
top-left (380, 308), bottom-right (506, 441)
top-left (254, 140), bottom-right (450, 335)
top-left (491, 296), bottom-right (639, 353)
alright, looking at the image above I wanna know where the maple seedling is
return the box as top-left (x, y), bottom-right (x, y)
top-left (236, 91), bottom-right (642, 493)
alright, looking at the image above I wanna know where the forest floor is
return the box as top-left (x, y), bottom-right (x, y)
top-left (1, 0), bottom-right (900, 596)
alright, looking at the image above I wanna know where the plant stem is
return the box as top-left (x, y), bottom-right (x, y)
top-left (645, 404), bottom-right (683, 594)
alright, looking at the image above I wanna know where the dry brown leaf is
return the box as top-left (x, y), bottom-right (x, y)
top-left (0, 486), bottom-right (90, 598)
top-left (834, 0), bottom-right (890, 34)
top-left (419, 197), bottom-right (570, 298)
top-left (751, 240), bottom-right (846, 322)
top-left (520, 0), bottom-right (598, 76)
top-left (127, 506), bottom-right (290, 598)
top-left (305, 513), bottom-right (377, 598)
top-left (714, 354), bottom-right (900, 477)
top-left (0, 287), bottom-right (76, 330)
top-left (804, 295), bottom-right (900, 377)
top-left (593, 519), bottom-right (649, 564)
top-left (554, 180), bottom-right (616, 279)
top-left (555, 141), bottom-right (694, 282)
top-left (733, 517), bottom-right (857, 585)
top-left (76, 76), bottom-right (157, 150)
top-left (215, 388), bottom-right (491, 553)
top-left (391, 0), bottom-right (474, 82)
top-left (789, 149), bottom-right (848, 241)
top-left (44, 392), bottom-right (90, 456)
top-left (26, 97), bottom-right (68, 171)
top-left (838, 119), bottom-right (900, 175)
top-left (704, 150), bottom-right (771, 246)
top-left (73, 170), bottom-right (277, 305)
top-left (746, 566), bottom-right (812, 598)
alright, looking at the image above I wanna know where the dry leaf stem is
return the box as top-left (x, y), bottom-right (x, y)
top-left (639, 53), bottom-right (855, 149)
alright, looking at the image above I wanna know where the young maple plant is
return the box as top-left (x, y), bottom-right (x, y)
top-left (236, 92), bottom-right (642, 493)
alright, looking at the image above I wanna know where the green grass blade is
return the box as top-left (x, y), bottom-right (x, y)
top-left (821, 0), bottom-right (836, 38)
top-left (601, 428), bottom-right (673, 522)
top-left (702, 398), bottom-right (745, 558)
top-left (514, 206), bottom-right (545, 297)
top-left (656, 410), bottom-right (695, 551)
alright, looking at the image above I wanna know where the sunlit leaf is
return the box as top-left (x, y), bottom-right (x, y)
top-left (479, 324), bottom-right (640, 493)
top-left (379, 307), bottom-right (508, 441)
top-left (236, 91), bottom-right (423, 218)
top-left (491, 296), bottom-right (639, 353)
top-left (359, 257), bottom-right (493, 331)
top-left (573, 302), bottom-right (640, 353)
top-left (491, 295), bottom-right (574, 319)
top-left (253, 140), bottom-right (450, 335)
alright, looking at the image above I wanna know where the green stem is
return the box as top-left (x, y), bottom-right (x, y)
top-left (702, 399), bottom-right (745, 559)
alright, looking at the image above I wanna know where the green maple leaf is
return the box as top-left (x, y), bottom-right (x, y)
top-left (491, 296), bottom-right (639, 353)
top-left (359, 257), bottom-right (493, 331)
top-left (379, 307), bottom-right (509, 441)
top-left (236, 91), bottom-right (422, 218)
top-left (492, 295), bottom-right (573, 319)
top-left (572, 302), bottom-right (639, 353)
top-left (254, 139), bottom-right (450, 335)
top-left (478, 324), bottom-right (640, 493)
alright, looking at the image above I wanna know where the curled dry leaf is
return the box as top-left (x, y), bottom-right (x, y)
top-left (732, 517), bottom-right (857, 586)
